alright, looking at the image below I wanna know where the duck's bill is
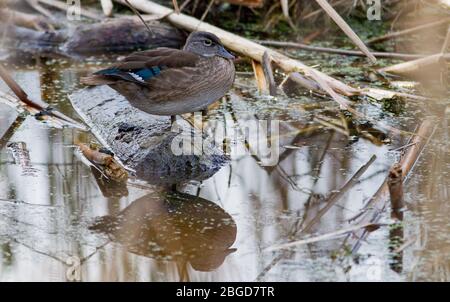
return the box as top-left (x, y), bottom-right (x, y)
top-left (218, 46), bottom-right (235, 60)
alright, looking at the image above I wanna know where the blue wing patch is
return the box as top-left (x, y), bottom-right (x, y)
top-left (95, 66), bottom-right (164, 82)
top-left (134, 66), bottom-right (162, 80)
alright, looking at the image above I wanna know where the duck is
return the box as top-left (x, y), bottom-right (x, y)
top-left (81, 31), bottom-right (236, 124)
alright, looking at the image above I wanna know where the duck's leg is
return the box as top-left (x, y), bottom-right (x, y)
top-left (201, 109), bottom-right (209, 132)
top-left (171, 183), bottom-right (177, 191)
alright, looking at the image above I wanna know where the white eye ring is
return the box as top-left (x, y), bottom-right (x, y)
top-left (203, 39), bottom-right (213, 46)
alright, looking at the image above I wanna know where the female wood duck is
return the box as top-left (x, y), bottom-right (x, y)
top-left (81, 31), bottom-right (235, 123)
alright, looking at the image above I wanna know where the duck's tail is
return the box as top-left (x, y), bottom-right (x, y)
top-left (80, 75), bottom-right (116, 86)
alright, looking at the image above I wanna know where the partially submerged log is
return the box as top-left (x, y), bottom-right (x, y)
top-left (63, 19), bottom-right (185, 56)
top-left (69, 85), bottom-right (229, 185)
top-left (4, 18), bottom-right (185, 59)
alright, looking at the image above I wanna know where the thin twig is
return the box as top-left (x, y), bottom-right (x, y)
top-left (25, 0), bottom-right (55, 20)
top-left (256, 154), bottom-right (376, 280)
top-left (172, 0), bottom-right (180, 14)
top-left (300, 155), bottom-right (377, 234)
top-left (441, 25), bottom-right (450, 54)
top-left (124, 0), bottom-right (154, 35)
top-left (0, 65), bottom-right (86, 130)
top-left (257, 40), bottom-right (450, 61)
top-left (0, 115), bottom-right (25, 150)
top-left (200, 0), bottom-right (214, 22)
top-left (393, 236), bottom-right (417, 254)
top-left (314, 0), bottom-right (376, 62)
top-left (265, 222), bottom-right (384, 252)
top-left (367, 17), bottom-right (450, 44)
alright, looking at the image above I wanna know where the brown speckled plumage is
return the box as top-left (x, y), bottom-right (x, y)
top-left (81, 32), bottom-right (235, 116)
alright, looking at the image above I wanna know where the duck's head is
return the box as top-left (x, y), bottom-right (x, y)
top-left (183, 31), bottom-right (235, 60)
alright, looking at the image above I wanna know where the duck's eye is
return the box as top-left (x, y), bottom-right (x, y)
top-left (203, 39), bottom-right (213, 46)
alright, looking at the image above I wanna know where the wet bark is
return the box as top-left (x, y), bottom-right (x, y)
top-left (69, 85), bottom-right (229, 185)
top-left (3, 18), bottom-right (186, 60)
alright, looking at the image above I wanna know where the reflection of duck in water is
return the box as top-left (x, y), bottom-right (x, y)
top-left (89, 191), bottom-right (236, 272)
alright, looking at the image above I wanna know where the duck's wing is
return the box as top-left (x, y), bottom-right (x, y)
top-left (80, 48), bottom-right (200, 86)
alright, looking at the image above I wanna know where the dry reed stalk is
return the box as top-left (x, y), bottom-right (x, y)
top-left (280, 0), bottom-right (296, 30)
top-left (0, 8), bottom-right (55, 31)
top-left (100, 0), bottom-right (114, 17)
top-left (379, 53), bottom-right (445, 76)
top-left (441, 25), bottom-right (450, 53)
top-left (258, 40), bottom-right (450, 61)
top-left (314, 0), bottom-right (376, 63)
top-left (0, 113), bottom-right (25, 150)
top-left (301, 0), bottom-right (349, 21)
top-left (367, 18), bottom-right (450, 44)
top-left (172, 0), bottom-right (180, 13)
top-left (25, 0), bottom-right (54, 20)
top-left (262, 51), bottom-right (277, 96)
top-left (344, 118), bottom-right (436, 253)
top-left (251, 60), bottom-right (269, 94)
top-left (265, 222), bottom-right (383, 252)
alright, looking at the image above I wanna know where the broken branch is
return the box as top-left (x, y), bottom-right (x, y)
top-left (0, 64), bottom-right (86, 130)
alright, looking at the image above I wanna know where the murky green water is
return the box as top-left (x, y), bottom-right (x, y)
top-left (0, 31), bottom-right (449, 282)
